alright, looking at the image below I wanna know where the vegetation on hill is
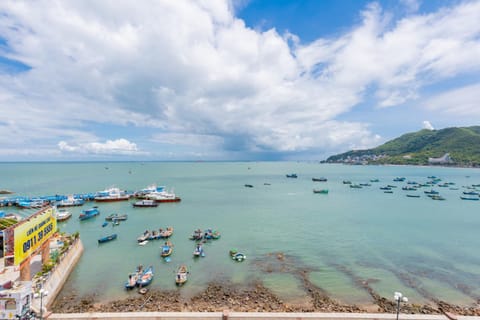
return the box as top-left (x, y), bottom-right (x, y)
top-left (326, 126), bottom-right (480, 167)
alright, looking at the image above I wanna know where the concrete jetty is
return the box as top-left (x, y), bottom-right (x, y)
top-left (31, 238), bottom-right (84, 315)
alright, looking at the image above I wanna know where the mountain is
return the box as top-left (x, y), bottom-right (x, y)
top-left (326, 126), bottom-right (480, 167)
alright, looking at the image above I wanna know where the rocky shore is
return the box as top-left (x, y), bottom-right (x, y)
top-left (51, 252), bottom-right (479, 315)
top-left (51, 280), bottom-right (480, 315)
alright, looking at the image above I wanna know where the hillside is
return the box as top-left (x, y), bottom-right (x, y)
top-left (326, 126), bottom-right (480, 167)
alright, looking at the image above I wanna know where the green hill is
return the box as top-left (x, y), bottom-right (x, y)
top-left (326, 126), bottom-right (480, 167)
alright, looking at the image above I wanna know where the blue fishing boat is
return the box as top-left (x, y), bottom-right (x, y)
top-left (193, 244), bottom-right (205, 257)
top-left (136, 265), bottom-right (154, 287)
top-left (98, 234), bottom-right (117, 243)
top-left (102, 222), bottom-right (108, 227)
top-left (125, 265), bottom-right (143, 290)
top-left (79, 207), bottom-right (100, 220)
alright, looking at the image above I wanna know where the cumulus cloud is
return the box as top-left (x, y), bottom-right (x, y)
top-left (422, 121), bottom-right (434, 130)
top-left (58, 139), bottom-right (142, 155)
top-left (0, 0), bottom-right (479, 159)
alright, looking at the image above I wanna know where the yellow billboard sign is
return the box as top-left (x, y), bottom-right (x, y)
top-left (13, 207), bottom-right (57, 265)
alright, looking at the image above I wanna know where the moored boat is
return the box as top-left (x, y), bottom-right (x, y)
top-left (460, 196), bottom-right (479, 201)
top-left (79, 207), bottom-right (100, 220)
top-left (189, 229), bottom-right (203, 241)
top-left (312, 177), bottom-right (327, 182)
top-left (98, 234), bottom-right (117, 244)
top-left (159, 226), bottom-right (174, 238)
top-left (160, 241), bottom-right (173, 257)
top-left (105, 213), bottom-right (128, 221)
top-left (406, 194), bottom-right (421, 198)
top-left (175, 265), bottom-right (188, 285)
top-left (313, 189), bottom-right (328, 194)
top-left (55, 208), bottom-right (72, 222)
top-left (193, 244), bottom-right (205, 257)
top-left (286, 174), bottom-right (297, 178)
top-left (146, 188), bottom-right (181, 203)
top-left (94, 187), bottom-right (131, 202)
top-left (125, 265), bottom-right (143, 290)
top-left (57, 195), bottom-right (85, 207)
top-left (132, 199), bottom-right (158, 207)
top-left (137, 230), bottom-right (151, 243)
top-left (136, 265), bottom-right (154, 287)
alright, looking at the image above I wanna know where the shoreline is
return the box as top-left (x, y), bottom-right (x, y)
top-left (51, 279), bottom-right (480, 316)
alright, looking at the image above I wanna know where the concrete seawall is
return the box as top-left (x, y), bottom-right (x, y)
top-left (32, 238), bottom-right (84, 313)
top-left (46, 311), bottom-right (480, 320)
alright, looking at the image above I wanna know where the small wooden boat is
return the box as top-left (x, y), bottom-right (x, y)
top-left (161, 241), bottom-right (173, 257)
top-left (159, 226), bottom-right (174, 238)
top-left (312, 177), bottom-right (327, 182)
top-left (125, 265), bottom-right (143, 290)
top-left (203, 229), bottom-right (220, 240)
top-left (350, 184), bottom-right (362, 189)
top-left (232, 253), bottom-right (246, 262)
top-left (286, 173), bottom-right (297, 178)
top-left (244, 184), bottom-right (253, 188)
top-left (136, 265), bottom-right (154, 287)
top-left (105, 213), bottom-right (128, 221)
top-left (193, 244), bottom-right (205, 257)
top-left (189, 229), bottom-right (203, 241)
top-left (431, 195), bottom-right (446, 201)
top-left (406, 194), bottom-right (421, 198)
top-left (98, 234), bottom-right (117, 244)
top-left (424, 189), bottom-right (439, 195)
top-left (137, 230), bottom-right (151, 242)
top-left (132, 199), bottom-right (158, 207)
top-left (384, 190), bottom-right (394, 193)
top-left (313, 189), bottom-right (328, 194)
top-left (102, 222), bottom-right (108, 227)
top-left (175, 265), bottom-right (188, 285)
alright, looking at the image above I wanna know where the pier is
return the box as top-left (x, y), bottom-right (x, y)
top-left (31, 238), bottom-right (84, 316)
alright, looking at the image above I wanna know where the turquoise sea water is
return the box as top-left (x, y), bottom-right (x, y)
top-left (1, 162), bottom-right (479, 306)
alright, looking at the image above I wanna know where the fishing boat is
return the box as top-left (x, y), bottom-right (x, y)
top-left (159, 226), bottom-right (174, 238)
top-left (134, 184), bottom-right (165, 199)
top-left (460, 196), bottom-right (479, 201)
top-left (79, 207), bottom-right (100, 221)
top-left (146, 188), bottom-right (181, 203)
top-left (312, 177), bottom-right (327, 182)
top-left (105, 213), bottom-right (128, 221)
top-left (189, 229), bottom-right (203, 241)
top-left (244, 184), bottom-right (254, 188)
top-left (232, 252), bottom-right (246, 262)
top-left (56, 195), bottom-right (85, 207)
top-left (125, 265), bottom-right (143, 290)
top-left (384, 190), bottom-right (394, 194)
top-left (102, 222), bottom-right (108, 227)
top-left (313, 189), bottom-right (328, 194)
top-left (343, 180), bottom-right (352, 184)
top-left (424, 189), bottom-right (439, 195)
top-left (393, 177), bottom-right (406, 182)
top-left (402, 186), bottom-right (417, 191)
top-left (55, 208), bottom-right (72, 222)
top-left (286, 174), bottom-right (297, 178)
top-left (160, 241), bottom-right (173, 257)
top-left (406, 194), bottom-right (421, 198)
top-left (175, 265), bottom-right (188, 285)
top-left (137, 230), bottom-right (151, 242)
top-left (463, 191), bottom-right (479, 196)
top-left (379, 187), bottom-right (392, 190)
top-left (203, 229), bottom-right (221, 240)
top-left (98, 234), bottom-right (117, 244)
top-left (431, 195), bottom-right (446, 201)
top-left (193, 244), bottom-right (205, 257)
top-left (132, 199), bottom-right (158, 207)
top-left (94, 187), bottom-right (131, 202)
top-left (136, 266), bottom-right (154, 287)
top-left (349, 184), bottom-right (362, 189)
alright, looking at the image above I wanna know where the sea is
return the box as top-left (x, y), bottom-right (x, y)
top-left (1, 162), bottom-right (479, 306)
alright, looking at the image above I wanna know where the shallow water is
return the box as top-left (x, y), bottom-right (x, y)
top-left (1, 162), bottom-right (479, 305)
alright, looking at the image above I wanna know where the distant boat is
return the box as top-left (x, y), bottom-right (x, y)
top-left (431, 195), bottom-right (446, 201)
top-left (98, 234), bottom-right (117, 244)
top-left (350, 184), bottom-right (362, 189)
top-left (57, 195), bottom-right (85, 207)
top-left (313, 189), bottom-right (328, 194)
top-left (105, 213), bottom-right (128, 221)
top-left (393, 177), bottom-right (406, 182)
top-left (286, 174), bottom-right (297, 178)
top-left (406, 194), bottom-right (421, 198)
top-left (94, 187), bottom-right (131, 202)
top-left (424, 189), bottom-right (439, 195)
top-left (460, 196), bottom-right (479, 201)
top-left (132, 199), bottom-right (158, 207)
top-left (312, 177), bottom-right (327, 182)
top-left (244, 184), bottom-right (254, 188)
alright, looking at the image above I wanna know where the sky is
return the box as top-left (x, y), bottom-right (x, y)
top-left (0, 0), bottom-right (479, 161)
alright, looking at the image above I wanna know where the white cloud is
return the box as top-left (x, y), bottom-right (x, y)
top-left (0, 1), bottom-right (479, 160)
top-left (423, 83), bottom-right (480, 117)
top-left (422, 121), bottom-right (434, 130)
top-left (58, 139), bottom-right (142, 155)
